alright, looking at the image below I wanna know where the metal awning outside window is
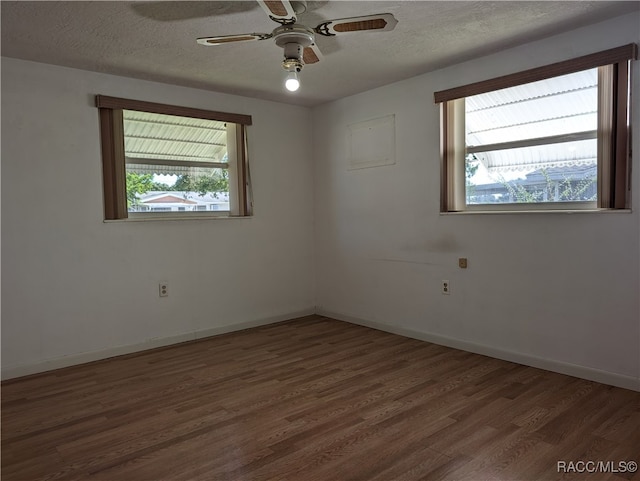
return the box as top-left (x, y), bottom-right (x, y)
top-left (123, 110), bottom-right (228, 175)
top-left (465, 68), bottom-right (598, 174)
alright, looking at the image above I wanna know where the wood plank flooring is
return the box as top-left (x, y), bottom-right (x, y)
top-left (2, 315), bottom-right (639, 481)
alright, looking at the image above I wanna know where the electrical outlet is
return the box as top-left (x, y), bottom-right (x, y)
top-left (442, 280), bottom-right (450, 295)
top-left (159, 282), bottom-right (169, 297)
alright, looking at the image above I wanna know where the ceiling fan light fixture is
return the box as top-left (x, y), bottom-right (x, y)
top-left (285, 70), bottom-right (300, 91)
top-left (283, 56), bottom-right (303, 92)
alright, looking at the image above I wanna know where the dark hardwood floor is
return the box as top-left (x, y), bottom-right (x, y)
top-left (2, 315), bottom-right (639, 481)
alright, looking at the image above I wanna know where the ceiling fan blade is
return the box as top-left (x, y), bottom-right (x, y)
top-left (314, 13), bottom-right (398, 37)
top-left (256, 0), bottom-right (297, 24)
top-left (303, 44), bottom-right (323, 65)
top-left (197, 33), bottom-right (272, 46)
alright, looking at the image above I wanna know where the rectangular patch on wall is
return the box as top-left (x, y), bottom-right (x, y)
top-left (347, 114), bottom-right (396, 170)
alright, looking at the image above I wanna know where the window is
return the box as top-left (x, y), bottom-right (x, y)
top-left (435, 44), bottom-right (636, 212)
top-left (96, 96), bottom-right (252, 219)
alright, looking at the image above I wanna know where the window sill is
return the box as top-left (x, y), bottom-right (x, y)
top-left (440, 208), bottom-right (632, 216)
top-left (104, 214), bottom-right (252, 223)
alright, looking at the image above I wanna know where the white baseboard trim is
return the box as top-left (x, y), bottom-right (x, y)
top-left (5, 307), bottom-right (638, 392)
top-left (1, 309), bottom-right (315, 381)
top-left (317, 309), bottom-right (640, 392)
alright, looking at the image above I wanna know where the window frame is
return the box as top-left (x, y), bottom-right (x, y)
top-left (434, 44), bottom-right (637, 212)
top-left (96, 95), bottom-right (252, 220)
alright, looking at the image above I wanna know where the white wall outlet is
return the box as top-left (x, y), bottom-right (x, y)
top-left (159, 282), bottom-right (169, 297)
top-left (442, 280), bottom-right (450, 295)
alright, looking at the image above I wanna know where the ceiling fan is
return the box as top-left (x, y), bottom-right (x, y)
top-left (197, 0), bottom-right (398, 92)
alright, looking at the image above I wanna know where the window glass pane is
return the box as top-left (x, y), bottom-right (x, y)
top-left (126, 166), bottom-right (230, 213)
top-left (123, 110), bottom-right (230, 213)
top-left (465, 68), bottom-right (598, 205)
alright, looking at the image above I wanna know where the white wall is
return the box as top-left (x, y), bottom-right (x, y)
top-left (3, 12), bottom-right (640, 390)
top-left (1, 58), bottom-right (315, 378)
top-left (313, 13), bottom-right (640, 390)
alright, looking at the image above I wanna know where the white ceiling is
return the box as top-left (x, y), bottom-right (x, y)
top-left (2, 1), bottom-right (638, 107)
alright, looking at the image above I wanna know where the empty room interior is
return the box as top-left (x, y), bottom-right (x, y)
top-left (2, 1), bottom-right (640, 480)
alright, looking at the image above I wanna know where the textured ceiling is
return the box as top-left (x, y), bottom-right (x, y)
top-left (2, 1), bottom-right (639, 107)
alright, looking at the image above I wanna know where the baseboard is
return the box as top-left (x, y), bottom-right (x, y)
top-left (317, 309), bottom-right (640, 392)
top-left (6, 307), bottom-right (638, 392)
top-left (1, 308), bottom-right (315, 381)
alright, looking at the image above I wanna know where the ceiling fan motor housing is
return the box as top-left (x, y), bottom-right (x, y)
top-left (274, 25), bottom-right (314, 70)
